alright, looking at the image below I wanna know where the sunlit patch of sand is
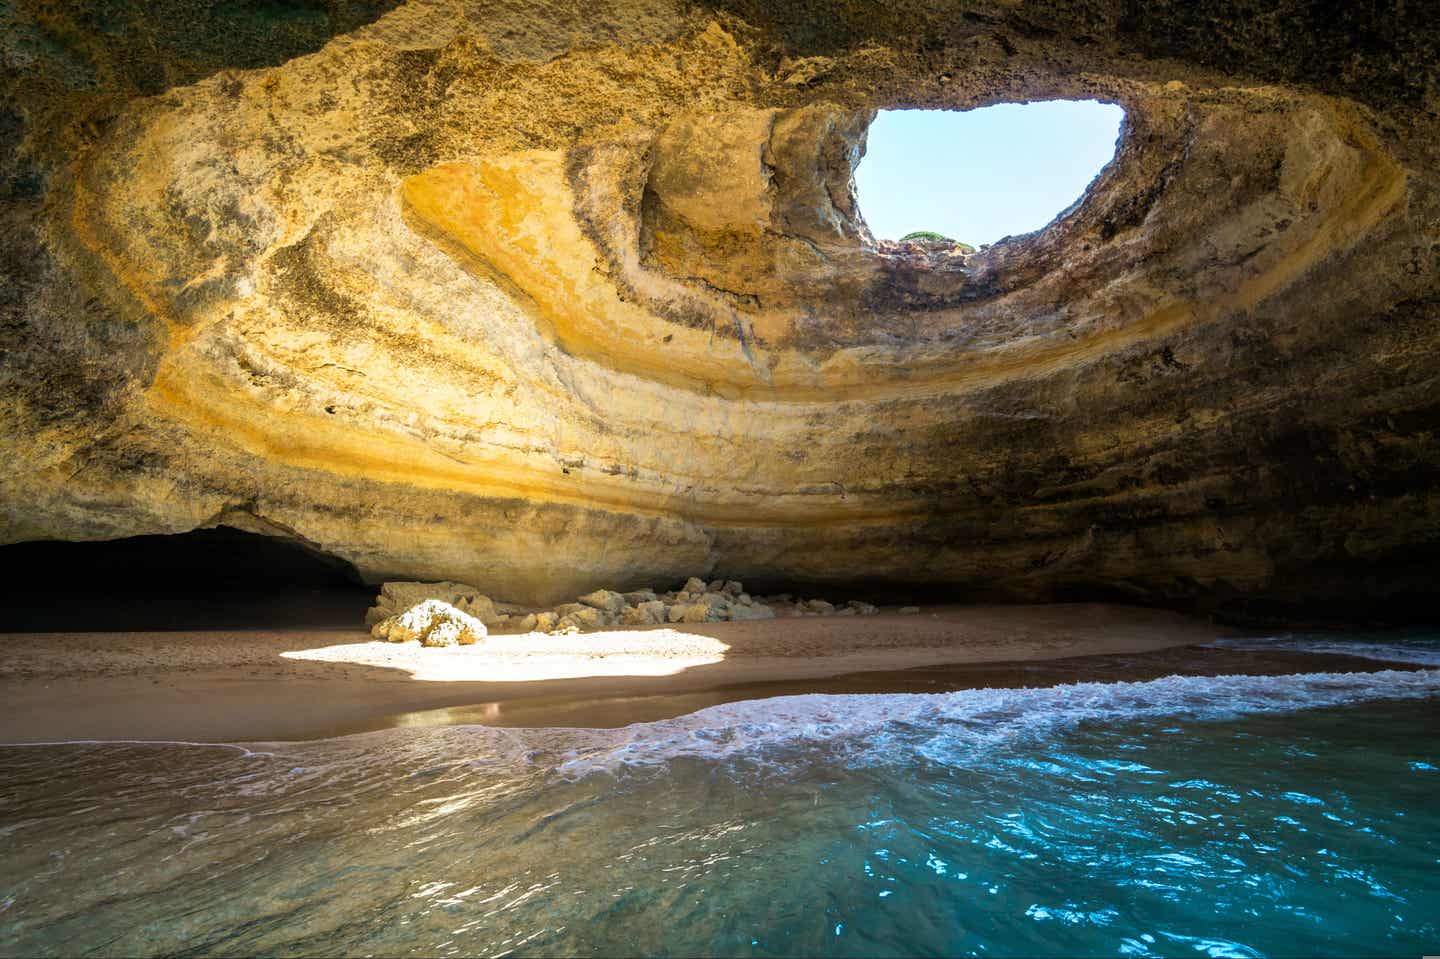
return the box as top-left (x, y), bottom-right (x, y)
top-left (280, 628), bottom-right (731, 682)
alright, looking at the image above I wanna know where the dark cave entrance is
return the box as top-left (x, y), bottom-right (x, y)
top-left (1, 526), bottom-right (372, 631)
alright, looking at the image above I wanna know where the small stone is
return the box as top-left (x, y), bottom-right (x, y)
top-left (622, 589), bottom-right (658, 605)
top-left (707, 579), bottom-right (725, 593)
top-left (730, 604), bottom-right (775, 621)
top-left (638, 600), bottom-right (667, 624)
top-left (899, 606), bottom-right (920, 615)
top-left (682, 576), bottom-right (706, 594)
top-left (515, 613), bottom-right (539, 632)
top-left (736, 592), bottom-right (753, 606)
top-left (553, 602), bottom-right (586, 617)
top-left (723, 580), bottom-right (743, 595)
top-left (804, 599), bottom-right (835, 613)
top-left (534, 611), bottom-right (559, 632)
top-left (846, 601), bottom-right (878, 616)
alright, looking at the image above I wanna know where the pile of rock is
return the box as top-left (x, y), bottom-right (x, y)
top-left (364, 577), bottom-right (883, 641)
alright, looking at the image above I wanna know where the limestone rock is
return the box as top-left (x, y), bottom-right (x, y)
top-left (559, 607), bottom-right (604, 631)
top-left (578, 589), bottom-right (626, 613)
top-left (3, 0), bottom-right (1438, 625)
top-left (622, 600), bottom-right (668, 626)
top-left (367, 582), bottom-right (500, 628)
top-left (372, 600), bottom-right (487, 647)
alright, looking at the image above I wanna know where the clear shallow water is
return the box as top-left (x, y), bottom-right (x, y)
top-left (2, 643), bottom-right (1439, 957)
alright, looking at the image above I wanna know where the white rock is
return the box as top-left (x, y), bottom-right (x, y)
top-left (366, 581), bottom-right (500, 627)
top-left (372, 599), bottom-right (487, 647)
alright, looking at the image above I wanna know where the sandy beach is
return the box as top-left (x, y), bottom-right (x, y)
top-left (0, 603), bottom-right (1227, 743)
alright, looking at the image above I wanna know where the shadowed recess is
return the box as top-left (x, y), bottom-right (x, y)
top-left (2, 527), bottom-right (370, 631)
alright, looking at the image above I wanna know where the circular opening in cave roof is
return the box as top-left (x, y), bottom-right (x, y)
top-left (855, 100), bottom-right (1125, 250)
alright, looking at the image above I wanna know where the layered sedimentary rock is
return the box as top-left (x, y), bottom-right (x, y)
top-left (2, 0), bottom-right (1438, 619)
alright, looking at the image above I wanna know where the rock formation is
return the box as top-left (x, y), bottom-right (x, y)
top-left (363, 577), bottom-right (874, 637)
top-left (2, 0), bottom-right (1437, 622)
top-left (371, 598), bottom-right (488, 646)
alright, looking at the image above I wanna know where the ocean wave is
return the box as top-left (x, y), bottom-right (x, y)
top-left (1204, 634), bottom-right (1440, 667)
top-left (11, 669), bottom-right (1438, 784)
top-left (543, 668), bottom-right (1440, 778)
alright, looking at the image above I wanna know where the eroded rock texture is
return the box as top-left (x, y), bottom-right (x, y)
top-left (3, 0), bottom-right (1438, 619)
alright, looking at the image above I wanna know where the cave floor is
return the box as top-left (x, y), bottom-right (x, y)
top-left (1, 602), bottom-right (1402, 744)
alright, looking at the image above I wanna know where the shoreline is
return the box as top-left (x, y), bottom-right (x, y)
top-left (0, 603), bottom-right (1233, 743)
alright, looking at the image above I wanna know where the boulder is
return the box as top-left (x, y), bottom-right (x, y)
top-left (371, 600), bottom-right (487, 647)
top-left (366, 581), bottom-right (500, 628)
top-left (679, 603), bottom-right (711, 624)
top-left (578, 589), bottom-right (626, 613)
top-left (559, 606), bottom-right (604, 631)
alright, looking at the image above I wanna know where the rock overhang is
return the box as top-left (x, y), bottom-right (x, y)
top-left (2, 0), bottom-right (1437, 618)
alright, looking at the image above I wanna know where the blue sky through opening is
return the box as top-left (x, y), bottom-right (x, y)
top-left (855, 100), bottom-right (1125, 246)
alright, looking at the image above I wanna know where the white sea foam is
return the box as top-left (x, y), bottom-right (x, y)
top-left (543, 668), bottom-right (1440, 779)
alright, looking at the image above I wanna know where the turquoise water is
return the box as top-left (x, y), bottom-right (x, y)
top-left (2, 642), bottom-right (1439, 957)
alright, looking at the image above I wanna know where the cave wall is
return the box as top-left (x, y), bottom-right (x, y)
top-left (2, 0), bottom-right (1437, 617)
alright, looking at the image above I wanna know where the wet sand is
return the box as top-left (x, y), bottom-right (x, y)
top-left (0, 603), bottom-right (1248, 743)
